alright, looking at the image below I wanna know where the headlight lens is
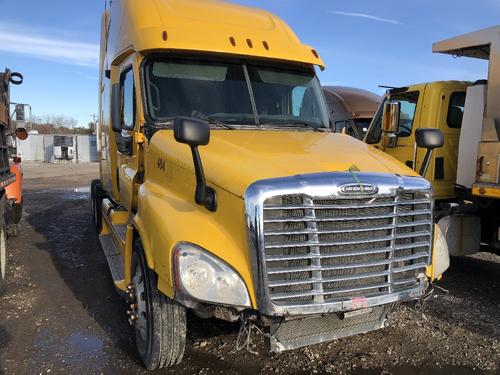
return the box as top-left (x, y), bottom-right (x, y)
top-left (174, 243), bottom-right (251, 307)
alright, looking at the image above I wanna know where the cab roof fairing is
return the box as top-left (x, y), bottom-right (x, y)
top-left (104, 0), bottom-right (325, 69)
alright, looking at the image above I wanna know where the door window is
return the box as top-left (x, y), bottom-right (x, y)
top-left (447, 91), bottom-right (466, 128)
top-left (365, 91), bottom-right (419, 143)
top-left (335, 121), bottom-right (355, 137)
top-left (121, 68), bottom-right (135, 130)
top-left (393, 91), bottom-right (419, 137)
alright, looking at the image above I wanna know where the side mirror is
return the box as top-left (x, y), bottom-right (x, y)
top-left (414, 128), bottom-right (444, 177)
top-left (111, 83), bottom-right (121, 132)
top-left (382, 101), bottom-right (400, 133)
top-left (174, 117), bottom-right (216, 212)
top-left (381, 101), bottom-right (400, 148)
top-left (14, 104), bottom-right (26, 136)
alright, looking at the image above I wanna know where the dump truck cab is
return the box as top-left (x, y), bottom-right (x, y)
top-left (365, 25), bottom-right (500, 256)
top-left (92, 0), bottom-right (449, 369)
top-left (365, 81), bottom-right (470, 200)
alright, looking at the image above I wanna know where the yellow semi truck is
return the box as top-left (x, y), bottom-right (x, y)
top-left (91, 0), bottom-right (449, 369)
top-left (365, 26), bottom-right (500, 256)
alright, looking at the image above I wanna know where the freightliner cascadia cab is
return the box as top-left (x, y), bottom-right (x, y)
top-left (91, 0), bottom-right (449, 369)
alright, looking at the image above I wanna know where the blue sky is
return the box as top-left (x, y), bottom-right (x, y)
top-left (0, 0), bottom-right (498, 127)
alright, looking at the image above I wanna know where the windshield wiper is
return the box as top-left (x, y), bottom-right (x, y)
top-left (153, 117), bottom-right (234, 130)
top-left (260, 121), bottom-right (322, 132)
top-left (194, 116), bottom-right (235, 130)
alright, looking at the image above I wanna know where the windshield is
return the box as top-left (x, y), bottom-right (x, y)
top-left (365, 91), bottom-right (419, 143)
top-left (353, 118), bottom-right (371, 138)
top-left (144, 58), bottom-right (329, 129)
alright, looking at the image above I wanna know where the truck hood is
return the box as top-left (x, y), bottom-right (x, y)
top-left (154, 130), bottom-right (419, 198)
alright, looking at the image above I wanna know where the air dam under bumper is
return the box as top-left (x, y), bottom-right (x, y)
top-left (265, 305), bottom-right (390, 352)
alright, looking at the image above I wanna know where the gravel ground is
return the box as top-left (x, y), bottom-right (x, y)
top-left (0, 162), bottom-right (498, 374)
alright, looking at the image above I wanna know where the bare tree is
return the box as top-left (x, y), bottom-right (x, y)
top-left (88, 121), bottom-right (96, 135)
top-left (30, 114), bottom-right (91, 135)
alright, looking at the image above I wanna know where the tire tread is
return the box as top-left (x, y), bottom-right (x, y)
top-left (135, 241), bottom-right (186, 369)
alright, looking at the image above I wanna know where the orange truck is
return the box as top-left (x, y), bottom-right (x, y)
top-left (0, 68), bottom-right (27, 291)
top-left (5, 101), bottom-right (29, 237)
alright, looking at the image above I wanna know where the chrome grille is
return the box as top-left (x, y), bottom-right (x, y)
top-left (262, 191), bottom-right (432, 306)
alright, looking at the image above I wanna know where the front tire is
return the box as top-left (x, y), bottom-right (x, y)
top-left (132, 241), bottom-right (186, 369)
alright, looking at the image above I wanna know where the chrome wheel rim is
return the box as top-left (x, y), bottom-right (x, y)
top-left (132, 265), bottom-right (148, 344)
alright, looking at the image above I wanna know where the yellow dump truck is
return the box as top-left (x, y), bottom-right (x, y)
top-left (365, 26), bottom-right (500, 256)
top-left (91, 0), bottom-right (449, 369)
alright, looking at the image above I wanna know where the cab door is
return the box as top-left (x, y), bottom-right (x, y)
top-left (419, 85), bottom-right (466, 199)
top-left (115, 56), bottom-right (141, 212)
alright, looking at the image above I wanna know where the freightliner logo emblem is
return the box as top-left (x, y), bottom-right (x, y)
top-left (339, 183), bottom-right (378, 195)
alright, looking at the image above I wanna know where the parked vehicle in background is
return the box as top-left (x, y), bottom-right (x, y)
top-left (323, 86), bottom-right (380, 139)
top-left (53, 135), bottom-right (74, 160)
top-left (365, 25), bottom-right (500, 256)
top-left (0, 68), bottom-right (24, 291)
top-left (91, 0), bottom-right (449, 369)
top-left (5, 103), bottom-right (29, 237)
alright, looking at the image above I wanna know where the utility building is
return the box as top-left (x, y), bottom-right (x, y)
top-left (17, 134), bottom-right (98, 163)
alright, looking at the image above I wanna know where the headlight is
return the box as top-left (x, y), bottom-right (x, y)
top-left (433, 224), bottom-right (450, 279)
top-left (173, 243), bottom-right (251, 307)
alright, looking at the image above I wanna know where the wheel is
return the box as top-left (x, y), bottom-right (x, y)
top-left (91, 180), bottom-right (103, 234)
top-left (131, 241), bottom-right (186, 369)
top-left (11, 203), bottom-right (22, 225)
top-left (6, 223), bottom-right (18, 238)
top-left (0, 199), bottom-right (7, 294)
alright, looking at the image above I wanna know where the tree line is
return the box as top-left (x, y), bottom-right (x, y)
top-left (20, 114), bottom-right (95, 135)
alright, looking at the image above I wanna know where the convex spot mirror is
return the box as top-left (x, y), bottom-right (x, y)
top-left (16, 129), bottom-right (28, 141)
top-left (414, 128), bottom-right (444, 177)
top-left (415, 128), bottom-right (444, 150)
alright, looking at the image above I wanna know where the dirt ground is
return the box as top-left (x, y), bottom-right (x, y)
top-left (0, 162), bottom-right (498, 374)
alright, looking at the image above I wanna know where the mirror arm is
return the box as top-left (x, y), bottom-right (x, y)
top-left (412, 142), bottom-right (418, 171)
top-left (419, 149), bottom-right (434, 177)
top-left (190, 145), bottom-right (217, 212)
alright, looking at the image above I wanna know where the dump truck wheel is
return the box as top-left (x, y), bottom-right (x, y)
top-left (131, 241), bottom-right (186, 369)
top-left (91, 180), bottom-right (103, 234)
top-left (5, 201), bottom-right (21, 237)
top-left (0, 205), bottom-right (7, 294)
top-left (6, 223), bottom-right (18, 238)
